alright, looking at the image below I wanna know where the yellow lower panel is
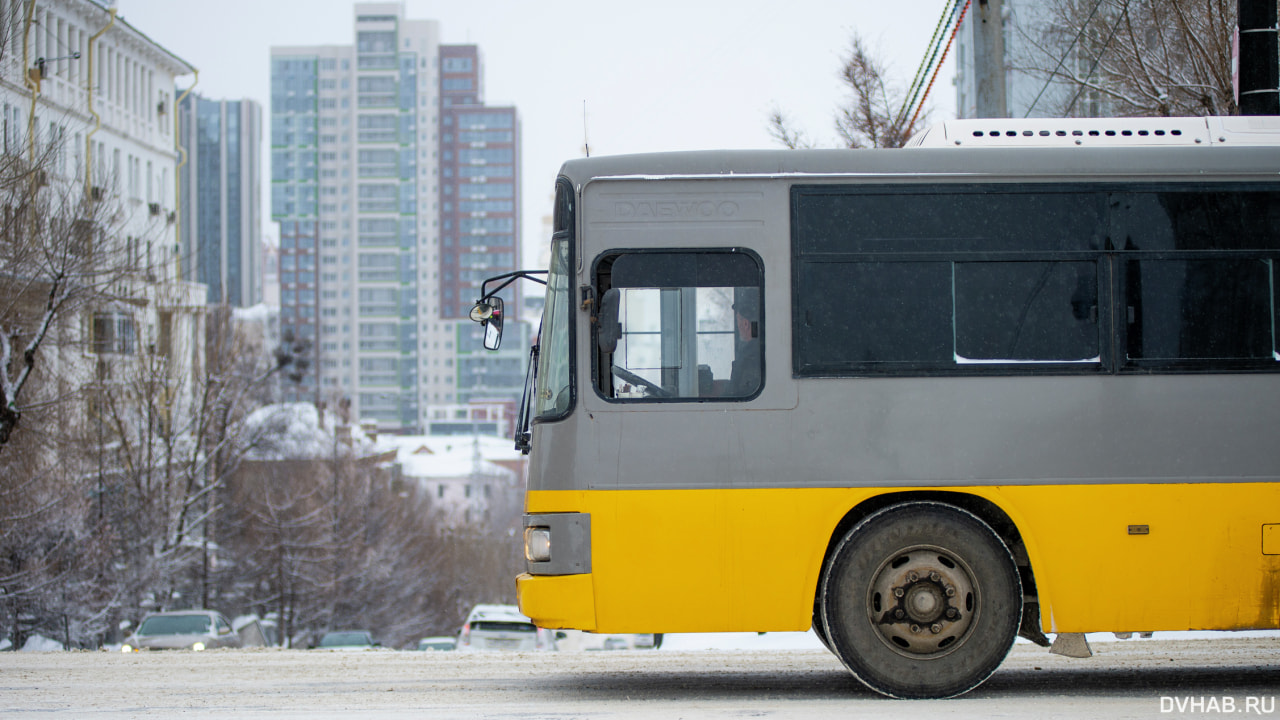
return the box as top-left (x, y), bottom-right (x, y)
top-left (525, 483), bottom-right (1280, 635)
top-left (526, 487), bottom-right (870, 633)
top-left (998, 484), bottom-right (1280, 633)
top-left (516, 572), bottom-right (596, 631)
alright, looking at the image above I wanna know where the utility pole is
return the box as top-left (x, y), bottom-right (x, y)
top-left (973, 0), bottom-right (1008, 118)
top-left (1239, 0), bottom-right (1279, 115)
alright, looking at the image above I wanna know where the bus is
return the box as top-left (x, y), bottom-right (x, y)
top-left (470, 116), bottom-right (1280, 699)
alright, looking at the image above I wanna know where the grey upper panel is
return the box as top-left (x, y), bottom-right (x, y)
top-left (557, 144), bottom-right (1280, 188)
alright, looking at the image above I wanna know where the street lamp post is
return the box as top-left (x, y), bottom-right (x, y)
top-left (1239, 0), bottom-right (1280, 115)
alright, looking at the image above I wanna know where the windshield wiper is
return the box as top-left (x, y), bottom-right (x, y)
top-left (514, 343), bottom-right (539, 454)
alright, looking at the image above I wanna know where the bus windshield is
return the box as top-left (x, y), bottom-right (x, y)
top-left (533, 234), bottom-right (572, 419)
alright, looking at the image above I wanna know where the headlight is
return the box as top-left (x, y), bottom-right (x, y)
top-left (191, 642), bottom-right (206, 652)
top-left (120, 644), bottom-right (134, 653)
top-left (524, 526), bottom-right (551, 563)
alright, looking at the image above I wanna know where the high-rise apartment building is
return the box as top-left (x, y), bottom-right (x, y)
top-left (270, 2), bottom-right (521, 432)
top-left (436, 44), bottom-right (520, 320)
top-left (178, 93), bottom-right (263, 307)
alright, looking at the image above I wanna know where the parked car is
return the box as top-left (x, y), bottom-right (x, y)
top-left (122, 610), bottom-right (242, 652)
top-left (415, 636), bottom-right (457, 651)
top-left (315, 630), bottom-right (378, 650)
top-left (457, 604), bottom-right (550, 651)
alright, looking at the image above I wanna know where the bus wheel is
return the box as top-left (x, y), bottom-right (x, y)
top-left (820, 501), bottom-right (1021, 699)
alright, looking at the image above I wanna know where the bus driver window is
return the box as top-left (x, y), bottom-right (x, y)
top-left (595, 250), bottom-right (763, 401)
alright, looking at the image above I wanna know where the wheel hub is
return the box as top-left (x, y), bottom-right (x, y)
top-left (904, 582), bottom-right (943, 624)
top-left (866, 546), bottom-right (979, 659)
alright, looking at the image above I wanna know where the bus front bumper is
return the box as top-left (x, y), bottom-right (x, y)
top-left (516, 572), bottom-right (596, 631)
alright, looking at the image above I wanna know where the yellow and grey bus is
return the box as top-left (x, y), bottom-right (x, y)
top-left (471, 117), bottom-right (1280, 698)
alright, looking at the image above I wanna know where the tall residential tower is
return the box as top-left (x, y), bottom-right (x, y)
top-left (270, 2), bottom-right (521, 431)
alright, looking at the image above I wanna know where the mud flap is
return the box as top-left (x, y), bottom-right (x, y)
top-left (1018, 600), bottom-right (1050, 647)
top-left (1049, 632), bottom-right (1093, 658)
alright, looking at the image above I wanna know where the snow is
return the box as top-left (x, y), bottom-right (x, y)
top-left (954, 354), bottom-right (1101, 364)
top-left (376, 433), bottom-right (524, 463)
top-left (372, 433), bottom-right (522, 485)
top-left (1, 635), bottom-right (1277, 718)
top-left (651, 629), bottom-right (1280, 651)
top-left (19, 634), bottom-right (63, 652)
top-left (241, 403), bottom-right (378, 460)
top-left (660, 631), bottom-right (826, 651)
top-left (239, 404), bottom-right (521, 485)
top-left (231, 303), bottom-right (273, 323)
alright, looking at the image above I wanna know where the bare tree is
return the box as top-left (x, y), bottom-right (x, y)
top-left (771, 35), bottom-right (928, 149)
top-left (221, 457), bottom-right (334, 647)
top-left (0, 162), bottom-right (134, 448)
top-left (0, 148), bottom-right (144, 647)
top-left (1012, 0), bottom-right (1243, 117)
top-left (77, 306), bottom-right (305, 634)
top-left (215, 413), bottom-right (527, 649)
top-left (767, 108), bottom-right (814, 150)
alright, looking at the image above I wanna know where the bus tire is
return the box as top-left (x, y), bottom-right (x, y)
top-left (811, 604), bottom-right (832, 651)
top-left (820, 501), bottom-right (1021, 699)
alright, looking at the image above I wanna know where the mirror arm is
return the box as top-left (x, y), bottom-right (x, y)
top-left (477, 270), bottom-right (548, 303)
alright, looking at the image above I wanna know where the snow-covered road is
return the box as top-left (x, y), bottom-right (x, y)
top-left (1, 635), bottom-right (1277, 718)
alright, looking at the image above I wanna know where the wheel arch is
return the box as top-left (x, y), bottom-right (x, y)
top-left (814, 490), bottom-right (1050, 647)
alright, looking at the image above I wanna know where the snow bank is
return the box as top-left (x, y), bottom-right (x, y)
top-left (20, 635), bottom-right (64, 652)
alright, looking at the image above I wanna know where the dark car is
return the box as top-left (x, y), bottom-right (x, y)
top-left (316, 630), bottom-right (378, 650)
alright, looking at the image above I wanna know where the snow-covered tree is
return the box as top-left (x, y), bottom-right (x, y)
top-left (1011, 0), bottom-right (1245, 117)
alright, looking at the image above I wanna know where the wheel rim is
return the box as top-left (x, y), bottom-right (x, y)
top-left (864, 544), bottom-right (980, 660)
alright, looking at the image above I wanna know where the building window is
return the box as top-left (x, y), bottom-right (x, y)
top-left (92, 312), bottom-right (136, 355)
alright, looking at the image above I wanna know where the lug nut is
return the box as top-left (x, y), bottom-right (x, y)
top-left (929, 571), bottom-right (941, 582)
top-left (907, 572), bottom-right (919, 582)
top-left (931, 623), bottom-right (942, 634)
top-left (910, 624), bottom-right (921, 633)
top-left (895, 609), bottom-right (905, 619)
top-left (946, 608), bottom-right (959, 619)
top-left (894, 588), bottom-right (904, 598)
top-left (945, 586), bottom-right (956, 597)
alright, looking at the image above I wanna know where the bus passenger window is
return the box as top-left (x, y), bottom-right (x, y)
top-left (596, 251), bottom-right (763, 401)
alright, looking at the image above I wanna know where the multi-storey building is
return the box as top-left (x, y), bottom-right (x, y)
top-left (0, 0), bottom-right (204, 425)
top-left (436, 44), bottom-right (520, 320)
top-left (270, 2), bottom-right (522, 432)
top-left (177, 93), bottom-right (263, 307)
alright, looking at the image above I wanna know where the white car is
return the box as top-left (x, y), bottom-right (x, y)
top-left (457, 604), bottom-right (550, 651)
top-left (416, 636), bottom-right (456, 651)
top-left (122, 610), bottom-right (242, 652)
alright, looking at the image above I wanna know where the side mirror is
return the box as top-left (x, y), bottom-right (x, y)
top-left (597, 288), bottom-right (621, 353)
top-left (469, 296), bottom-right (505, 350)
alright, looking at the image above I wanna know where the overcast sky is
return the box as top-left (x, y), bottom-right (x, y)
top-left (116, 0), bottom-right (958, 263)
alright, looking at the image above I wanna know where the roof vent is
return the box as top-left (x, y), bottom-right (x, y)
top-left (908, 117), bottom-right (1280, 148)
